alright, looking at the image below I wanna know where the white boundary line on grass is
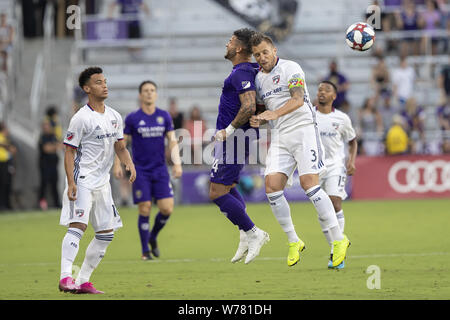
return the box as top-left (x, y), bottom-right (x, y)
top-left (1, 252), bottom-right (450, 267)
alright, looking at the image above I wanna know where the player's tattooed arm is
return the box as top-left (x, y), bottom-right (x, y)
top-left (231, 90), bottom-right (257, 128)
top-left (215, 90), bottom-right (256, 141)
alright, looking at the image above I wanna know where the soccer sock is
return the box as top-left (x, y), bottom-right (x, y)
top-left (266, 190), bottom-right (299, 243)
top-left (138, 214), bottom-right (150, 254)
top-left (150, 212), bottom-right (171, 241)
top-left (60, 228), bottom-right (84, 280)
top-left (213, 192), bottom-right (255, 232)
top-left (336, 209), bottom-right (345, 232)
top-left (229, 187), bottom-right (246, 210)
top-left (76, 232), bottom-right (113, 285)
top-left (305, 185), bottom-right (343, 242)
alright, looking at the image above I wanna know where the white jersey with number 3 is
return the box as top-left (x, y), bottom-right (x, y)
top-left (255, 58), bottom-right (315, 133)
top-left (315, 108), bottom-right (356, 171)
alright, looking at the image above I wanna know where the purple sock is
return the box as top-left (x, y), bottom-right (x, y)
top-left (213, 193), bottom-right (255, 231)
top-left (150, 212), bottom-right (170, 241)
top-left (138, 215), bottom-right (150, 254)
top-left (229, 187), bottom-right (246, 210)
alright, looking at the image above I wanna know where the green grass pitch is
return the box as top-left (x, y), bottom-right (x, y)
top-left (1, 199), bottom-right (449, 300)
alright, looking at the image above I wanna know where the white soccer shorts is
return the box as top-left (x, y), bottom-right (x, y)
top-left (264, 123), bottom-right (326, 184)
top-left (320, 166), bottom-right (348, 200)
top-left (60, 182), bottom-right (123, 232)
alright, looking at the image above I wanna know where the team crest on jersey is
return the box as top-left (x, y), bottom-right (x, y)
top-left (135, 190), bottom-right (142, 199)
top-left (157, 116), bottom-right (164, 125)
top-left (272, 75), bottom-right (280, 84)
top-left (66, 131), bottom-right (74, 141)
top-left (75, 209), bottom-right (84, 218)
top-left (332, 122), bottom-right (340, 130)
top-left (111, 120), bottom-right (118, 128)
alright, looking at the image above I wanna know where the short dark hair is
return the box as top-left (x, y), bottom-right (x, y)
top-left (233, 28), bottom-right (256, 56)
top-left (250, 32), bottom-right (274, 48)
top-left (78, 67), bottom-right (103, 90)
top-left (139, 80), bottom-right (157, 93)
top-left (320, 80), bottom-right (338, 94)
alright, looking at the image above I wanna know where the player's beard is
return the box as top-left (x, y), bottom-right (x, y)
top-left (224, 47), bottom-right (236, 60)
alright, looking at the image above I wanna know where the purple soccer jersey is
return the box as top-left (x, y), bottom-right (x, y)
top-left (211, 62), bottom-right (259, 186)
top-left (124, 108), bottom-right (174, 202)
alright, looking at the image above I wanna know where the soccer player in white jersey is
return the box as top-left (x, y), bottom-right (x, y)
top-left (315, 80), bottom-right (357, 269)
top-left (249, 32), bottom-right (350, 268)
top-left (58, 67), bottom-right (136, 294)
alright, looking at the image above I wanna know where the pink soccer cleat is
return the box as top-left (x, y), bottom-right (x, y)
top-left (59, 277), bottom-right (80, 293)
top-left (76, 282), bottom-right (104, 294)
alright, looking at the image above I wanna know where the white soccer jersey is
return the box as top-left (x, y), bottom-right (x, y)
top-left (256, 58), bottom-right (315, 132)
top-left (315, 107), bottom-right (356, 171)
top-left (63, 104), bottom-right (124, 189)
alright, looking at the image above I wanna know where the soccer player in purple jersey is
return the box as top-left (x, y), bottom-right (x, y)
top-left (209, 28), bottom-right (269, 265)
top-left (113, 81), bottom-right (182, 260)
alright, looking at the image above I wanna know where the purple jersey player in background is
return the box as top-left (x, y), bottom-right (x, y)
top-left (209, 28), bottom-right (269, 265)
top-left (114, 81), bottom-right (182, 260)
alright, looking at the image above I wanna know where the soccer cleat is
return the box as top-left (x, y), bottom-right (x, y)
top-left (244, 228), bottom-right (270, 264)
top-left (141, 251), bottom-right (153, 261)
top-left (332, 234), bottom-right (350, 267)
top-left (76, 282), bottom-right (104, 294)
top-left (58, 276), bottom-right (79, 293)
top-left (287, 239), bottom-right (306, 267)
top-left (230, 237), bottom-right (248, 263)
top-left (149, 239), bottom-right (160, 258)
top-left (328, 255), bottom-right (345, 269)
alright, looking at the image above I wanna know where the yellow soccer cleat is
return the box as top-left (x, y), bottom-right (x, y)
top-left (332, 234), bottom-right (350, 267)
top-left (287, 239), bottom-right (306, 267)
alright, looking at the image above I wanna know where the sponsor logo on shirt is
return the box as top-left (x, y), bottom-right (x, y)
top-left (261, 87), bottom-right (282, 100)
top-left (96, 132), bottom-right (118, 139)
top-left (241, 81), bottom-right (251, 89)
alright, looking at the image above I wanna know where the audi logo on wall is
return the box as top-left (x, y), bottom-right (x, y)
top-left (388, 160), bottom-right (450, 193)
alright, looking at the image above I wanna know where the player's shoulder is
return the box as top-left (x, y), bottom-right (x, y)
top-left (234, 62), bottom-right (259, 77)
top-left (155, 107), bottom-right (171, 118)
top-left (70, 105), bottom-right (91, 122)
top-left (333, 109), bottom-right (353, 123)
top-left (279, 59), bottom-right (302, 72)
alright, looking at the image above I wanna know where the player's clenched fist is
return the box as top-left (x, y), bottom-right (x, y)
top-left (250, 115), bottom-right (260, 128)
top-left (125, 162), bottom-right (137, 183)
top-left (67, 183), bottom-right (77, 201)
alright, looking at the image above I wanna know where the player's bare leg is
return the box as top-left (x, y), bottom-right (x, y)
top-left (265, 173), bottom-right (305, 266)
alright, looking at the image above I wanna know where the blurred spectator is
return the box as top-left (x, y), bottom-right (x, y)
top-left (377, 92), bottom-right (399, 133)
top-left (0, 121), bottom-right (16, 210)
top-left (400, 97), bottom-right (425, 134)
top-left (0, 13), bottom-right (14, 73)
top-left (44, 105), bottom-right (62, 141)
top-left (385, 114), bottom-right (411, 155)
top-left (437, 100), bottom-right (450, 131)
top-left (38, 120), bottom-right (62, 210)
top-left (184, 105), bottom-right (207, 165)
top-left (392, 55), bottom-right (416, 106)
top-left (395, 0), bottom-right (421, 56)
top-left (371, 49), bottom-right (391, 99)
top-left (323, 60), bottom-right (349, 109)
top-left (420, 0), bottom-right (443, 55)
top-left (168, 97), bottom-right (184, 130)
top-left (108, 0), bottom-right (150, 39)
top-left (357, 97), bottom-right (384, 155)
top-left (438, 61), bottom-right (450, 102)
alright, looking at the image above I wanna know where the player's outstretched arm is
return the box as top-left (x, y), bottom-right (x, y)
top-left (114, 139), bottom-right (136, 183)
top-left (166, 130), bottom-right (182, 178)
top-left (64, 145), bottom-right (77, 201)
top-left (215, 90), bottom-right (256, 141)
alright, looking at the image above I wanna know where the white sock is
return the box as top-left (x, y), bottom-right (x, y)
top-left (322, 229), bottom-right (332, 246)
top-left (336, 210), bottom-right (345, 232)
top-left (239, 229), bottom-right (247, 242)
top-left (267, 191), bottom-right (300, 243)
top-left (60, 228), bottom-right (84, 280)
top-left (245, 225), bottom-right (259, 238)
top-left (305, 185), bottom-right (343, 242)
top-left (76, 232), bottom-right (113, 285)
